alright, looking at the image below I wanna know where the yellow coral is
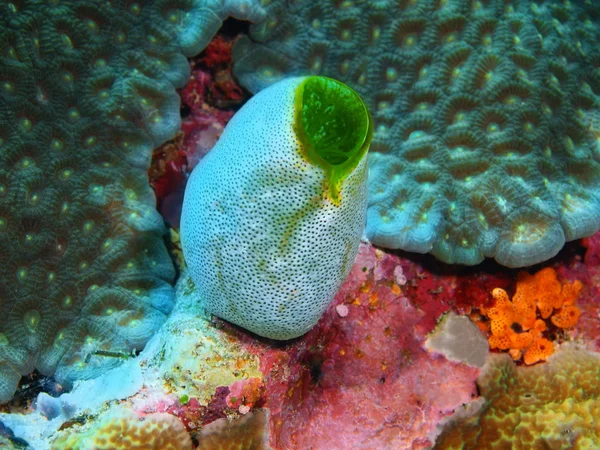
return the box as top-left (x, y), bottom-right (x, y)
top-left (196, 409), bottom-right (270, 450)
top-left (435, 344), bottom-right (600, 449)
top-left (51, 408), bottom-right (192, 450)
top-left (483, 268), bottom-right (581, 364)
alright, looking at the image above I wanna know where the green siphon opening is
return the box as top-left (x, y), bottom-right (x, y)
top-left (294, 76), bottom-right (372, 203)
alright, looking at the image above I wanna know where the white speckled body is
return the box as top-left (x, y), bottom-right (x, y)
top-left (180, 77), bottom-right (368, 339)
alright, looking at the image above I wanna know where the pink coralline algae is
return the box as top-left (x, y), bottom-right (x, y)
top-left (210, 244), bottom-right (481, 450)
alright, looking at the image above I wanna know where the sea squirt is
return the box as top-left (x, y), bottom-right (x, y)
top-left (181, 76), bottom-right (372, 339)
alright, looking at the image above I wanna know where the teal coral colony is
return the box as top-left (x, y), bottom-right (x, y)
top-left (0, 0), bottom-right (264, 402)
top-left (2, 0), bottom-right (600, 448)
top-left (233, 0), bottom-right (600, 267)
top-left (181, 76), bottom-right (372, 340)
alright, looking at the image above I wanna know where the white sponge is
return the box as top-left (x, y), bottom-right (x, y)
top-left (180, 76), bottom-right (372, 339)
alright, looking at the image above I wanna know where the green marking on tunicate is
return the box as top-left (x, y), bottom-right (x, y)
top-left (47, 272), bottom-right (56, 283)
top-left (179, 394), bottom-right (189, 404)
top-left (386, 67), bottom-right (397, 82)
top-left (85, 19), bottom-right (99, 33)
top-left (102, 238), bottom-right (113, 252)
top-left (61, 296), bottom-right (73, 309)
top-left (19, 157), bottom-right (33, 168)
top-left (94, 58), bottom-right (106, 68)
top-left (3, 81), bottom-right (15, 93)
top-left (84, 136), bottom-right (96, 147)
top-left (51, 138), bottom-right (64, 151)
top-left (487, 123), bottom-right (499, 133)
top-left (24, 310), bottom-right (41, 333)
top-left (103, 307), bottom-right (114, 316)
top-left (0, 217), bottom-right (6, 231)
top-left (565, 136), bottom-right (575, 151)
top-left (116, 31), bottom-right (126, 44)
top-left (294, 76), bottom-right (372, 203)
top-left (60, 169), bottom-right (73, 180)
top-left (339, 60), bottom-right (349, 75)
top-left (62, 71), bottom-right (73, 85)
top-left (372, 26), bottom-right (381, 41)
top-left (130, 3), bottom-right (141, 14)
top-left (0, 333), bottom-right (8, 346)
top-left (0, 185), bottom-right (5, 196)
top-left (125, 189), bottom-right (137, 201)
top-left (17, 267), bottom-right (28, 282)
top-left (20, 118), bottom-right (32, 132)
top-left (79, 261), bottom-right (89, 271)
top-left (88, 284), bottom-right (99, 293)
top-left (36, 85), bottom-right (47, 103)
top-left (83, 220), bottom-right (94, 234)
top-left (24, 233), bottom-right (34, 244)
top-left (68, 107), bottom-right (80, 122)
top-left (447, 32), bottom-right (460, 44)
top-left (61, 33), bottom-right (73, 48)
top-left (53, 329), bottom-right (65, 348)
top-left (61, 201), bottom-right (69, 214)
top-left (260, 67), bottom-right (275, 78)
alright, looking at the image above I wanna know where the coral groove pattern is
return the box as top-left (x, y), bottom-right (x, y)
top-left (435, 344), bottom-right (600, 449)
top-left (233, 0), bottom-right (600, 267)
top-left (50, 408), bottom-right (192, 450)
top-left (0, 0), bottom-right (264, 402)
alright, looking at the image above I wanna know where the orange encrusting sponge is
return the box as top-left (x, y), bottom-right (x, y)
top-left (482, 268), bottom-right (582, 365)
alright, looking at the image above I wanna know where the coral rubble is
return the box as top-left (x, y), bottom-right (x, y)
top-left (233, 0), bottom-right (600, 267)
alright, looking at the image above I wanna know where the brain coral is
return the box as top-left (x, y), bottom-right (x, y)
top-left (50, 408), bottom-right (192, 450)
top-left (181, 76), bottom-right (372, 340)
top-left (233, 0), bottom-right (600, 267)
top-left (435, 343), bottom-right (600, 449)
top-left (0, 0), bottom-right (264, 402)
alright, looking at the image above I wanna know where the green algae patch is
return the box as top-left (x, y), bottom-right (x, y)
top-left (294, 76), bottom-right (372, 204)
